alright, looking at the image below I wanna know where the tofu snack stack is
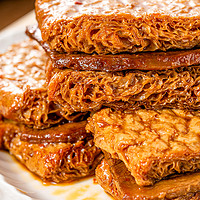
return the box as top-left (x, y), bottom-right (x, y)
top-left (0, 39), bottom-right (103, 183)
top-left (1, 0), bottom-right (200, 198)
top-left (34, 0), bottom-right (200, 197)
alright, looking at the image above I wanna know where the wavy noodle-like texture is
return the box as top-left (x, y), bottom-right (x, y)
top-left (0, 120), bottom-right (103, 183)
top-left (96, 158), bottom-right (200, 200)
top-left (86, 108), bottom-right (200, 186)
top-left (47, 65), bottom-right (200, 114)
top-left (0, 39), bottom-right (64, 129)
top-left (36, 0), bottom-right (200, 54)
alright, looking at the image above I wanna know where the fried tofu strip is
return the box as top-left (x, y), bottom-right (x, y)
top-left (36, 0), bottom-right (200, 54)
top-left (87, 108), bottom-right (200, 186)
top-left (0, 120), bottom-right (103, 183)
top-left (96, 156), bottom-right (200, 200)
top-left (27, 26), bottom-right (200, 72)
top-left (0, 39), bottom-right (63, 128)
top-left (47, 64), bottom-right (200, 114)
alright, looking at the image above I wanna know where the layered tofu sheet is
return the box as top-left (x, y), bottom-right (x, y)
top-left (0, 39), bottom-right (102, 182)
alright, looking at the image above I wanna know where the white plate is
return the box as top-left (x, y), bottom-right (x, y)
top-left (0, 30), bottom-right (112, 200)
top-left (0, 151), bottom-right (111, 200)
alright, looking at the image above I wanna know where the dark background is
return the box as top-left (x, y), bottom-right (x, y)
top-left (0, 0), bottom-right (35, 30)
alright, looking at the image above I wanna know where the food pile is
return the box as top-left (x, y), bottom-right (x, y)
top-left (1, 0), bottom-right (200, 199)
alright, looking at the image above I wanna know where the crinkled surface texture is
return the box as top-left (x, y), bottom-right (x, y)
top-left (47, 65), bottom-right (200, 114)
top-left (0, 39), bottom-right (63, 129)
top-left (26, 25), bottom-right (200, 72)
top-left (0, 120), bottom-right (103, 183)
top-left (36, 0), bottom-right (200, 54)
top-left (87, 108), bottom-right (200, 186)
top-left (96, 157), bottom-right (200, 200)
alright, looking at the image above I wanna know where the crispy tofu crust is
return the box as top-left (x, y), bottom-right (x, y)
top-left (35, 0), bottom-right (200, 54)
top-left (96, 157), bottom-right (200, 200)
top-left (47, 64), bottom-right (200, 114)
top-left (0, 120), bottom-right (103, 183)
top-left (0, 39), bottom-right (63, 128)
top-left (26, 26), bottom-right (200, 72)
top-left (86, 108), bottom-right (200, 186)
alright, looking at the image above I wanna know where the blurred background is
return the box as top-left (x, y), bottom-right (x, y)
top-left (0, 0), bottom-right (35, 30)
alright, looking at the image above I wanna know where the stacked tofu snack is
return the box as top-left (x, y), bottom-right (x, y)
top-left (1, 0), bottom-right (200, 199)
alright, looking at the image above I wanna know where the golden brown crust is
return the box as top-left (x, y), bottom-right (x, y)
top-left (26, 25), bottom-right (200, 72)
top-left (0, 119), bottom-right (103, 183)
top-left (87, 108), bottom-right (200, 186)
top-left (36, 0), bottom-right (200, 54)
top-left (0, 39), bottom-right (64, 129)
top-left (47, 64), bottom-right (200, 115)
top-left (96, 157), bottom-right (200, 200)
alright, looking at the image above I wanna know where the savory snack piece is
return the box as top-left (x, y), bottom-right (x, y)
top-left (0, 120), bottom-right (103, 183)
top-left (86, 108), bottom-right (200, 186)
top-left (35, 0), bottom-right (200, 54)
top-left (96, 156), bottom-right (200, 200)
top-left (47, 64), bottom-right (200, 114)
top-left (26, 26), bottom-right (200, 71)
top-left (0, 39), bottom-right (63, 129)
